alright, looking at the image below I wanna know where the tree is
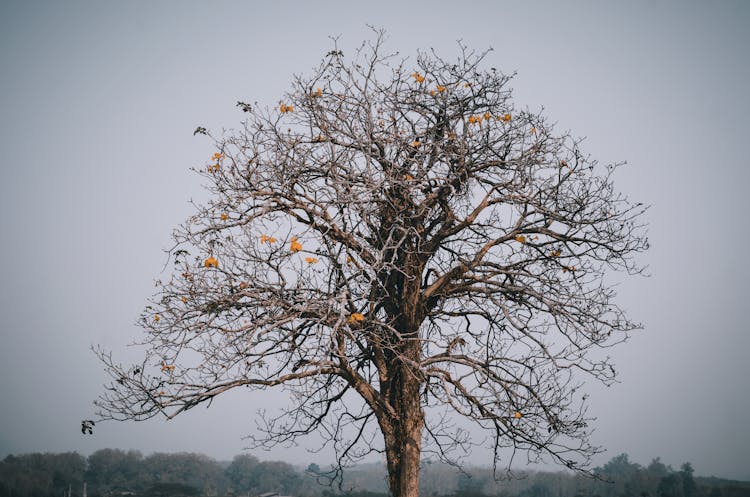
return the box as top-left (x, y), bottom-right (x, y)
top-left (225, 454), bottom-right (260, 495)
top-left (143, 452), bottom-right (226, 495)
top-left (0, 452), bottom-right (86, 497)
top-left (86, 448), bottom-right (145, 493)
top-left (679, 463), bottom-right (696, 497)
top-left (224, 455), bottom-right (299, 496)
top-left (596, 453), bottom-right (644, 497)
top-left (95, 31), bottom-right (648, 497)
top-left (658, 474), bottom-right (681, 497)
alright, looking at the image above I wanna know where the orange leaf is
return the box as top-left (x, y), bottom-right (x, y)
top-left (204, 256), bottom-right (219, 268)
top-left (347, 312), bottom-right (365, 324)
top-left (305, 257), bottom-right (319, 264)
top-left (515, 235), bottom-right (527, 244)
top-left (290, 237), bottom-right (302, 252)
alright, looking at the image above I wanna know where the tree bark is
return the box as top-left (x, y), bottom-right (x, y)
top-left (380, 358), bottom-right (424, 497)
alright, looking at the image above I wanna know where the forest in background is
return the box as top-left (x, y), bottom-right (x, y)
top-left (1, 449), bottom-right (748, 497)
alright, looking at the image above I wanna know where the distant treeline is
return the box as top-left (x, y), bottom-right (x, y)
top-left (1, 450), bottom-right (748, 497)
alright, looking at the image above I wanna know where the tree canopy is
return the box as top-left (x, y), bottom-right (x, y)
top-left (95, 31), bottom-right (648, 497)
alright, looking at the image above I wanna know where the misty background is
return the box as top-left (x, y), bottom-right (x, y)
top-left (0, 0), bottom-right (748, 482)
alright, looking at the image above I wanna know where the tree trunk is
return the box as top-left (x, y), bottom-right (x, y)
top-left (381, 361), bottom-right (424, 497)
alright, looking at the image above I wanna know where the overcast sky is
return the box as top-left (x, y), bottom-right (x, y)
top-left (1, 0), bottom-right (748, 482)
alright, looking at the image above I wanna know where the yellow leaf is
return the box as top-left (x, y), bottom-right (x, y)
top-left (154, 314), bottom-right (161, 322)
top-left (204, 256), bottom-right (219, 268)
top-left (436, 85), bottom-right (446, 93)
top-left (290, 236), bottom-right (302, 253)
top-left (347, 312), bottom-right (365, 324)
top-left (503, 113), bottom-right (512, 122)
top-left (260, 234), bottom-right (277, 244)
top-left (514, 411), bottom-right (522, 419)
top-left (411, 72), bottom-right (425, 83)
top-left (531, 127), bottom-right (537, 134)
top-left (181, 296), bottom-right (188, 304)
top-left (161, 362), bottom-right (175, 372)
top-left (483, 112), bottom-right (491, 121)
top-left (280, 103), bottom-right (294, 113)
top-left (515, 235), bottom-right (527, 244)
top-left (313, 87), bottom-right (323, 97)
top-left (550, 250), bottom-right (561, 257)
top-left (220, 212), bottom-right (228, 221)
top-left (411, 140), bottom-right (421, 147)
top-left (305, 257), bottom-right (319, 264)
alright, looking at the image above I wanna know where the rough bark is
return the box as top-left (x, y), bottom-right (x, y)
top-left (380, 357), bottom-right (424, 497)
top-left (384, 403), bottom-right (424, 497)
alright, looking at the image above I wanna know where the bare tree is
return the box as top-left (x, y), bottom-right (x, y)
top-left (95, 32), bottom-right (648, 497)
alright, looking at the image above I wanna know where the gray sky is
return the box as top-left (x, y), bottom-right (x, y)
top-left (1, 0), bottom-right (748, 481)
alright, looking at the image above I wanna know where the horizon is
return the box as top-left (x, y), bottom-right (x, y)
top-left (2, 446), bottom-right (744, 482)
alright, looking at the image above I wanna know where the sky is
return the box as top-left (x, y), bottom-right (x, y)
top-left (1, 0), bottom-right (749, 482)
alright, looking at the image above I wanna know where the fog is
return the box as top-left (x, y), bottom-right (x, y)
top-left (0, 0), bottom-right (748, 481)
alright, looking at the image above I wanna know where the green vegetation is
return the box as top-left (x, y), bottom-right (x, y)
top-left (1, 450), bottom-right (748, 497)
